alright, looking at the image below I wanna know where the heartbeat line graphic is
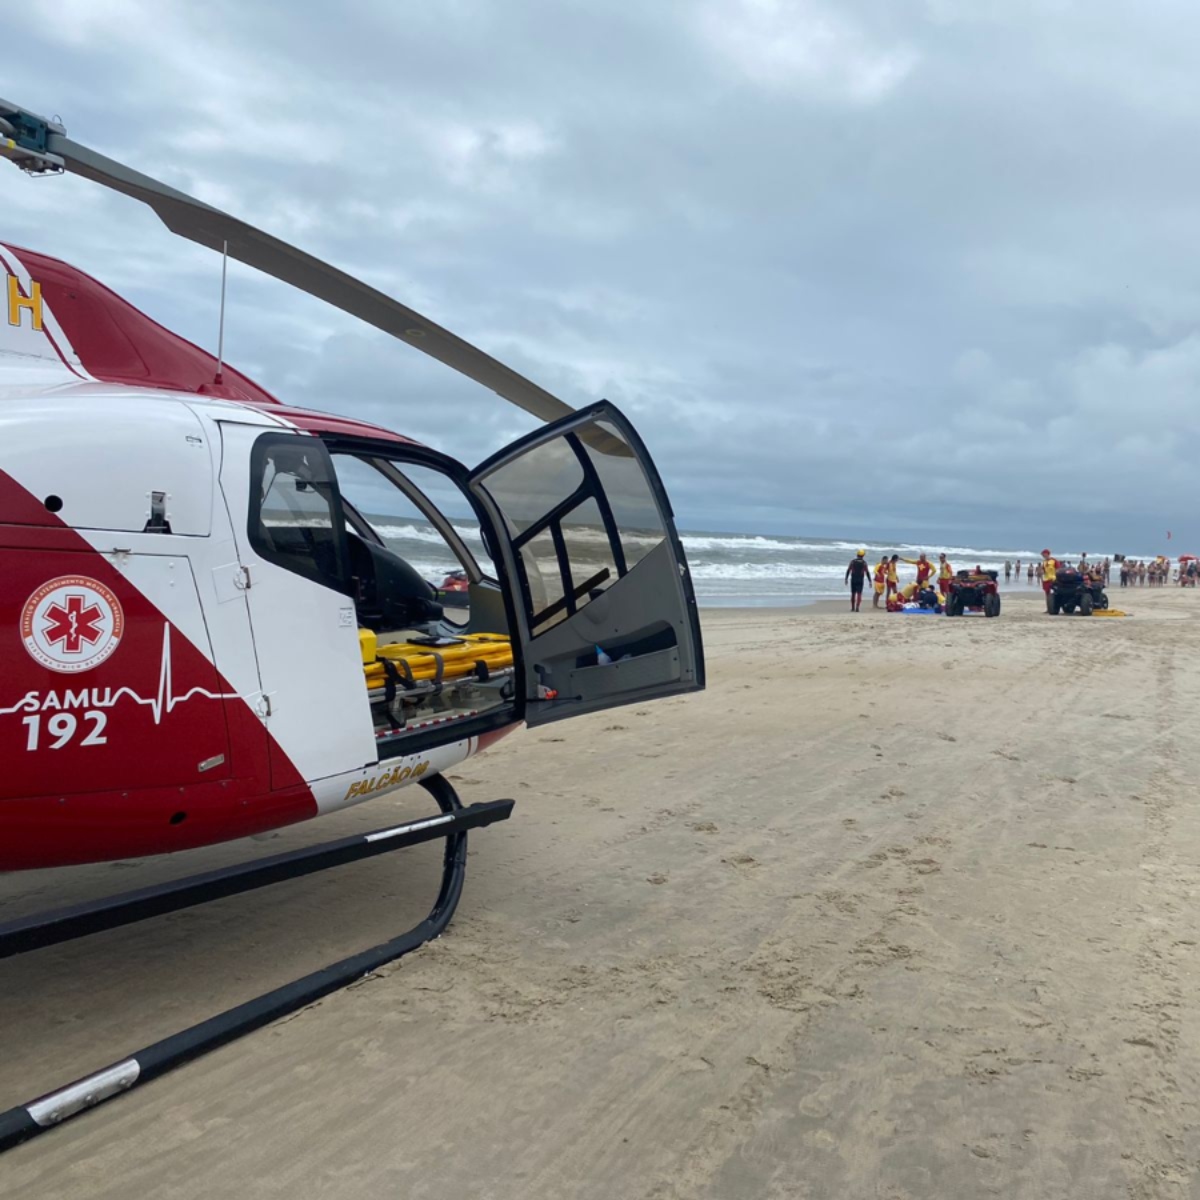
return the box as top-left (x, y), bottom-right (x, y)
top-left (1, 623), bottom-right (248, 720)
top-left (109, 623), bottom-right (243, 724)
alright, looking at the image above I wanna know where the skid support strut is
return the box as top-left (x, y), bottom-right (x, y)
top-left (0, 776), bottom-right (512, 1154)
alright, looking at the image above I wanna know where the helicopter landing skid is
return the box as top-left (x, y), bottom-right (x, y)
top-left (0, 775), bottom-right (512, 1154)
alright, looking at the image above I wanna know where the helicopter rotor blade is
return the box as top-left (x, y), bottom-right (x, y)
top-left (0, 100), bottom-right (573, 424)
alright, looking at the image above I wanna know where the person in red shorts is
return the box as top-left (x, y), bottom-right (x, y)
top-left (903, 552), bottom-right (936, 588)
top-left (937, 553), bottom-right (954, 598)
top-left (1041, 549), bottom-right (1058, 607)
top-left (872, 557), bottom-right (887, 609)
top-left (886, 554), bottom-right (900, 597)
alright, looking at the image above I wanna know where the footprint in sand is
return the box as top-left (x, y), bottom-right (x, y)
top-left (723, 854), bottom-right (758, 867)
top-left (936, 732), bottom-right (957, 742)
top-left (692, 821), bottom-right (719, 833)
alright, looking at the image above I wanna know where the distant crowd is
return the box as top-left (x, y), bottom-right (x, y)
top-left (999, 555), bottom-right (1197, 587)
top-left (1002, 556), bottom-right (1112, 585)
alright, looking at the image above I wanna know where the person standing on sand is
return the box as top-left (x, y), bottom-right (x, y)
top-left (1041, 549), bottom-right (1058, 608)
top-left (886, 554), bottom-right (900, 598)
top-left (1004, 560), bottom-right (1012, 582)
top-left (937, 552), bottom-right (954, 597)
top-left (872, 557), bottom-right (887, 608)
top-left (845, 549), bottom-right (870, 612)
top-left (1014, 558), bottom-right (1021, 581)
top-left (1027, 562), bottom-right (1034, 583)
top-left (902, 552), bottom-right (936, 588)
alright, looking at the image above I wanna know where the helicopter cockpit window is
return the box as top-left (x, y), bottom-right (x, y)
top-left (249, 435), bottom-right (347, 591)
top-left (330, 453), bottom-right (496, 628)
top-left (477, 420), bottom-right (667, 634)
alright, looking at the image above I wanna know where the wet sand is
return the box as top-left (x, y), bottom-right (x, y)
top-left (3, 590), bottom-right (1200, 1198)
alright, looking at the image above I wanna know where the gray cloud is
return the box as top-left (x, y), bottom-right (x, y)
top-left (3, 0), bottom-right (1197, 550)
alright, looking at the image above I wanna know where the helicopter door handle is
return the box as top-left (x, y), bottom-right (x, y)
top-left (212, 563), bottom-right (252, 604)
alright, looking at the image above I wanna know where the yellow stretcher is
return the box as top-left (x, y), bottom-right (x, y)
top-left (361, 631), bottom-right (513, 688)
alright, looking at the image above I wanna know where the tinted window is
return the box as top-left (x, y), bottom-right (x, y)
top-left (575, 420), bottom-right (666, 570)
top-left (476, 417), bottom-right (669, 633)
top-left (249, 435), bottom-right (347, 591)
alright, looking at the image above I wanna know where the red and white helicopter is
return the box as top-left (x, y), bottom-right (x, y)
top-left (0, 99), bottom-right (703, 1147)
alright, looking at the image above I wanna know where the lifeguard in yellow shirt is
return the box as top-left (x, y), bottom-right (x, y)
top-left (937, 552), bottom-right (954, 597)
top-left (872, 557), bottom-right (887, 608)
top-left (1041, 548), bottom-right (1058, 612)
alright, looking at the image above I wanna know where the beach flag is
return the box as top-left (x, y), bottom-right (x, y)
top-left (1168, 531), bottom-right (1173, 540)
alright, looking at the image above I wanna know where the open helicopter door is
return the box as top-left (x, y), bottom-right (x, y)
top-left (470, 401), bottom-right (704, 727)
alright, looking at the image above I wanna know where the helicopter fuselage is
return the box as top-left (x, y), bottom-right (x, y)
top-left (0, 241), bottom-right (704, 869)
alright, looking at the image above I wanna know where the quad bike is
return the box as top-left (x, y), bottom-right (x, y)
top-left (433, 569), bottom-right (471, 606)
top-left (946, 569), bottom-right (1001, 618)
top-left (1048, 569), bottom-right (1108, 615)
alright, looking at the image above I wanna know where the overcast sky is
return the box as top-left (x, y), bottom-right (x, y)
top-left (3, 0), bottom-right (1199, 550)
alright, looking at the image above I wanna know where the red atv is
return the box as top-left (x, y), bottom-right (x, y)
top-left (432, 569), bottom-right (470, 607)
top-left (438, 570), bottom-right (469, 595)
top-left (945, 569), bottom-right (1001, 618)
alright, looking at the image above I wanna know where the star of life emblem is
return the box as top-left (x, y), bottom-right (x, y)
top-left (21, 576), bottom-right (125, 674)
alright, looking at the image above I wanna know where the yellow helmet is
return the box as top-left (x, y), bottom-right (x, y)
top-left (856, 548), bottom-right (866, 557)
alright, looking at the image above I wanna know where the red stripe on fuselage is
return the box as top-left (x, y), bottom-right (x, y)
top-left (0, 468), bottom-right (317, 869)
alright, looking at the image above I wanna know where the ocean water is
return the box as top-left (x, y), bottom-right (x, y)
top-left (372, 516), bottom-right (1128, 608)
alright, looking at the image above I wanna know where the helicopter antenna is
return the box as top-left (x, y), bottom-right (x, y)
top-left (214, 239), bottom-right (228, 385)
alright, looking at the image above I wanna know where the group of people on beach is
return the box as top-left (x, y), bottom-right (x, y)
top-left (845, 546), bottom-right (1196, 612)
top-left (843, 550), bottom-right (955, 612)
top-left (1118, 559), bottom-right (1176, 586)
top-left (1001, 556), bottom-right (1115, 586)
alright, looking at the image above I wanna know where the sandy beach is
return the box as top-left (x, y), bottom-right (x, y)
top-left (3, 589), bottom-right (1200, 1198)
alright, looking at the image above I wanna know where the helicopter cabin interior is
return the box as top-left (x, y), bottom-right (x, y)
top-left (251, 436), bottom-right (514, 746)
top-left (245, 405), bottom-right (702, 757)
